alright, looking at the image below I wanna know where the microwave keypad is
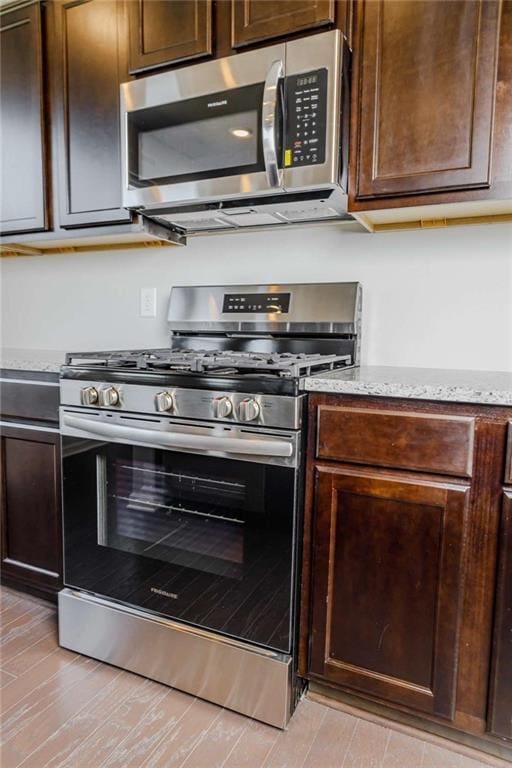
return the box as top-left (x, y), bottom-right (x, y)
top-left (284, 69), bottom-right (327, 168)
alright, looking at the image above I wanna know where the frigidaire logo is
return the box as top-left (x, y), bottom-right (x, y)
top-left (151, 587), bottom-right (178, 599)
top-left (207, 100), bottom-right (227, 108)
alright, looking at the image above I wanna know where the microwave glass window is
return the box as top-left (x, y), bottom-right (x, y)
top-left (126, 83), bottom-right (268, 187)
top-left (138, 110), bottom-right (258, 181)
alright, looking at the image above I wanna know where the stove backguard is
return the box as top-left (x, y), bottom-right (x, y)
top-left (167, 282), bottom-right (362, 365)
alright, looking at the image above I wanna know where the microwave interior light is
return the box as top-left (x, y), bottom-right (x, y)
top-left (230, 128), bottom-right (252, 138)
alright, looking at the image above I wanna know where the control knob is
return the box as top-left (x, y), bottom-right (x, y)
top-left (80, 386), bottom-right (98, 406)
top-left (213, 396), bottom-right (233, 419)
top-left (98, 386), bottom-right (120, 407)
top-left (238, 398), bottom-right (260, 422)
top-left (155, 391), bottom-right (174, 412)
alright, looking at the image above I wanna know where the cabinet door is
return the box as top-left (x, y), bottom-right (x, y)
top-left (308, 466), bottom-right (468, 719)
top-left (488, 490), bottom-right (512, 740)
top-left (0, 2), bottom-right (48, 235)
top-left (351, 0), bottom-right (501, 202)
top-left (1, 426), bottom-right (62, 599)
top-left (128, 0), bottom-right (212, 74)
top-left (232, 0), bottom-right (335, 48)
top-left (52, 0), bottom-right (131, 228)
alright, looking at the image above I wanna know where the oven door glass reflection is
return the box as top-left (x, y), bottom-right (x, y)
top-left (62, 439), bottom-right (297, 653)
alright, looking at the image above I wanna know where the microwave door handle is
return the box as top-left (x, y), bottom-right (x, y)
top-left (62, 414), bottom-right (293, 458)
top-left (262, 59), bottom-right (284, 188)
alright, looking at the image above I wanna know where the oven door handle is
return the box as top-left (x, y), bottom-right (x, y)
top-left (262, 59), bottom-right (284, 188)
top-left (62, 414), bottom-right (294, 458)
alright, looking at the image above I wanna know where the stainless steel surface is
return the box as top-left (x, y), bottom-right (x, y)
top-left (121, 42), bottom-right (286, 210)
top-left (214, 395), bottom-right (233, 419)
top-left (98, 386), bottom-right (119, 407)
top-left (121, 30), bottom-right (348, 233)
top-left (148, 188), bottom-right (351, 234)
top-left (262, 59), bottom-right (284, 189)
top-left (59, 588), bottom-right (292, 728)
top-left (80, 386), bottom-right (98, 406)
top-left (155, 390), bottom-right (174, 412)
top-left (284, 30), bottom-right (344, 193)
top-left (167, 282), bottom-right (362, 339)
top-left (238, 397), bottom-right (260, 422)
top-left (61, 379), bottom-right (303, 429)
top-left (60, 409), bottom-right (298, 467)
top-left (96, 455), bottom-right (107, 547)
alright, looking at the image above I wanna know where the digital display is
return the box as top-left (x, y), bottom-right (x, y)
top-left (222, 293), bottom-right (291, 314)
top-left (296, 74), bottom-right (318, 87)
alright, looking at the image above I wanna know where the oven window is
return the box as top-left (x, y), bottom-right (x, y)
top-left (63, 440), bottom-right (296, 653)
top-left (100, 456), bottom-right (258, 579)
top-left (126, 82), bottom-right (279, 187)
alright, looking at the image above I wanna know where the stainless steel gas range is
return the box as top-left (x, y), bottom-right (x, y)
top-left (58, 282), bottom-right (361, 728)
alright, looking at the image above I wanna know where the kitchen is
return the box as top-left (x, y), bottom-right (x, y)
top-left (0, 1), bottom-right (511, 767)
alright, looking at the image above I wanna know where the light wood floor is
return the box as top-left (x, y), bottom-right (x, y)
top-left (0, 587), bottom-right (506, 768)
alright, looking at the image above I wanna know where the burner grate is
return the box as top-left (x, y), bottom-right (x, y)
top-left (66, 348), bottom-right (352, 378)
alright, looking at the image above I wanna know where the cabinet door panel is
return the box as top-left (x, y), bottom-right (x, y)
top-left (353, 0), bottom-right (501, 200)
top-left (488, 490), bottom-right (512, 740)
top-left (53, 0), bottom-right (131, 227)
top-left (232, 0), bottom-right (335, 48)
top-left (1, 427), bottom-right (62, 597)
top-left (0, 2), bottom-right (47, 235)
top-left (309, 466), bottom-right (468, 719)
top-left (129, 0), bottom-right (212, 73)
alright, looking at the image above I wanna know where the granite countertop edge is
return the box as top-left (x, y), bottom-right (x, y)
top-left (303, 367), bottom-right (512, 407)
top-left (1, 360), bottom-right (63, 374)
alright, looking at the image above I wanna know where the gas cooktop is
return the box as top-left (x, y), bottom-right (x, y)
top-left (65, 348), bottom-right (352, 379)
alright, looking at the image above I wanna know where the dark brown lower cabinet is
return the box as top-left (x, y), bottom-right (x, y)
top-left (308, 466), bottom-right (468, 719)
top-left (488, 490), bottom-right (512, 740)
top-left (302, 395), bottom-right (512, 755)
top-left (1, 425), bottom-right (62, 600)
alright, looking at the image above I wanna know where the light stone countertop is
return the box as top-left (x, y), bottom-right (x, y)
top-left (0, 348), bottom-right (68, 374)
top-left (303, 365), bottom-right (512, 407)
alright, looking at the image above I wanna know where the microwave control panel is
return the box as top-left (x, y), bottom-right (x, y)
top-left (284, 68), bottom-right (327, 168)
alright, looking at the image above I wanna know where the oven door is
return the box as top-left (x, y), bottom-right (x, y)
top-left (121, 43), bottom-right (286, 210)
top-left (61, 410), bottom-right (299, 653)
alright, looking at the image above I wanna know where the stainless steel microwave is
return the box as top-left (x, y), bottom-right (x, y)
top-left (120, 31), bottom-right (351, 234)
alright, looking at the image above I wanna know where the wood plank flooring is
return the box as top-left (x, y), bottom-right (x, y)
top-left (0, 587), bottom-right (506, 768)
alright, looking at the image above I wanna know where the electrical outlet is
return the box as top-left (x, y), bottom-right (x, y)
top-left (140, 287), bottom-right (157, 318)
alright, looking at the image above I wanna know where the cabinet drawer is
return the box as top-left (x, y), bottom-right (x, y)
top-left (317, 406), bottom-right (475, 478)
top-left (506, 422), bottom-right (512, 485)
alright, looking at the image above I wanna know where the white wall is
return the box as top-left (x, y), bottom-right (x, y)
top-left (1, 222), bottom-right (512, 371)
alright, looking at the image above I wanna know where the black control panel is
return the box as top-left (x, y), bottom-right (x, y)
top-left (284, 68), bottom-right (327, 168)
top-left (222, 293), bottom-right (291, 314)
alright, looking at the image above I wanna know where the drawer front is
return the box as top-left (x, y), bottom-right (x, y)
top-left (0, 379), bottom-right (59, 423)
top-left (317, 406), bottom-right (475, 478)
top-left (506, 422), bottom-right (512, 485)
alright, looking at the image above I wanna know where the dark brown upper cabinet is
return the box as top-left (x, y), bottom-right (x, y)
top-left (488, 490), bottom-right (512, 741)
top-left (350, 0), bottom-right (502, 205)
top-left (128, 0), bottom-right (213, 74)
top-left (231, 0), bottom-right (335, 48)
top-left (0, 2), bottom-right (48, 235)
top-left (308, 466), bottom-right (468, 719)
top-left (51, 0), bottom-right (132, 228)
